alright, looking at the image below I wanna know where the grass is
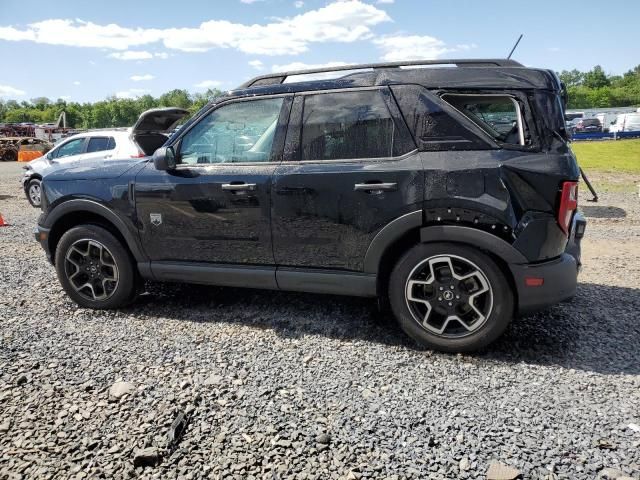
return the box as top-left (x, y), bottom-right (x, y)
top-left (571, 138), bottom-right (640, 173)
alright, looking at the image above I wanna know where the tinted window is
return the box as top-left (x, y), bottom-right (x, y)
top-left (87, 137), bottom-right (115, 153)
top-left (179, 97), bottom-right (284, 165)
top-left (54, 138), bottom-right (85, 158)
top-left (300, 90), bottom-right (404, 161)
top-left (391, 85), bottom-right (491, 151)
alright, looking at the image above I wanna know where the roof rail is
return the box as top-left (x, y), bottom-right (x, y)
top-left (239, 58), bottom-right (523, 88)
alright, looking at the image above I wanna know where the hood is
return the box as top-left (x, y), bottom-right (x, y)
top-left (132, 107), bottom-right (190, 133)
top-left (43, 158), bottom-right (145, 181)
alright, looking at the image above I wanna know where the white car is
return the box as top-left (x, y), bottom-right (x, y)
top-left (609, 113), bottom-right (640, 134)
top-left (21, 108), bottom-right (188, 207)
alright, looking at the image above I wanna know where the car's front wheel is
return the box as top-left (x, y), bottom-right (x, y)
top-left (26, 178), bottom-right (42, 208)
top-left (389, 242), bottom-right (514, 352)
top-left (55, 225), bottom-right (137, 309)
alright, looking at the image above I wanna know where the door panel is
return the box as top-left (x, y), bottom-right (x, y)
top-left (135, 163), bottom-right (276, 264)
top-left (135, 95), bottom-right (291, 266)
top-left (271, 88), bottom-right (423, 272)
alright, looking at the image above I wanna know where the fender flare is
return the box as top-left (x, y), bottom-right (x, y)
top-left (43, 199), bottom-right (147, 262)
top-left (363, 211), bottom-right (422, 274)
top-left (363, 213), bottom-right (528, 275)
top-left (419, 225), bottom-right (527, 264)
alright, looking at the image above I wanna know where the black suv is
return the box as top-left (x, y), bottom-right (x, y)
top-left (35, 59), bottom-right (586, 352)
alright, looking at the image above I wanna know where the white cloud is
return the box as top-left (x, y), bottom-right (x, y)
top-left (294, 1), bottom-right (304, 7)
top-left (108, 50), bottom-right (153, 60)
top-left (115, 88), bottom-right (149, 99)
top-left (58, 95), bottom-right (71, 101)
top-left (0, 84), bottom-right (26, 97)
top-left (154, 52), bottom-right (169, 59)
top-left (0, 1), bottom-right (391, 56)
top-left (377, 0), bottom-right (394, 3)
top-left (73, 80), bottom-right (81, 85)
top-left (240, 0), bottom-right (263, 3)
top-left (194, 80), bottom-right (223, 89)
top-left (130, 74), bottom-right (155, 81)
top-left (548, 47), bottom-right (561, 52)
top-left (373, 35), bottom-right (476, 61)
top-left (0, 19), bottom-right (163, 50)
top-left (248, 59), bottom-right (264, 70)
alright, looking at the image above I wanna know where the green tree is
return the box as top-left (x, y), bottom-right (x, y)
top-left (583, 65), bottom-right (610, 89)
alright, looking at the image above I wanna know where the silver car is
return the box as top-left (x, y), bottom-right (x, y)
top-left (22, 108), bottom-right (188, 207)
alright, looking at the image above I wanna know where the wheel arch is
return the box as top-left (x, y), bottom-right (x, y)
top-left (45, 200), bottom-right (146, 266)
top-left (366, 216), bottom-right (524, 307)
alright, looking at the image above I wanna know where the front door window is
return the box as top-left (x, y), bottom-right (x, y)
top-left (179, 97), bottom-right (284, 165)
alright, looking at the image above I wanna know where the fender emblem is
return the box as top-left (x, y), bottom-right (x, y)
top-left (150, 213), bottom-right (162, 226)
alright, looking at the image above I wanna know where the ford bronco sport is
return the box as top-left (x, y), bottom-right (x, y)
top-left (34, 59), bottom-right (586, 352)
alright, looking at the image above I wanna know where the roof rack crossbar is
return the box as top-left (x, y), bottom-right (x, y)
top-left (239, 58), bottom-right (522, 88)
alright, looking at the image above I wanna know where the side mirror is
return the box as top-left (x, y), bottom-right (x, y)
top-left (153, 146), bottom-right (176, 171)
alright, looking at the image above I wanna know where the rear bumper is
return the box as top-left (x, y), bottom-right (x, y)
top-left (510, 212), bottom-right (586, 314)
top-left (510, 253), bottom-right (578, 314)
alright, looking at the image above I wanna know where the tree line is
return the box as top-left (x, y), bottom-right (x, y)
top-left (0, 64), bottom-right (639, 129)
top-left (0, 88), bottom-right (221, 130)
top-left (559, 64), bottom-right (640, 109)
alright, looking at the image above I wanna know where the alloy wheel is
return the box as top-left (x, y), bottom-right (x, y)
top-left (404, 254), bottom-right (493, 338)
top-left (64, 239), bottom-right (119, 302)
top-left (29, 183), bottom-right (41, 205)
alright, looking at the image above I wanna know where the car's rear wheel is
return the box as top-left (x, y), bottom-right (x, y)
top-left (389, 242), bottom-right (513, 352)
top-left (55, 225), bottom-right (137, 309)
top-left (26, 178), bottom-right (42, 208)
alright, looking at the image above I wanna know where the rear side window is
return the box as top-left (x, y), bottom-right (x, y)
top-left (442, 94), bottom-right (530, 147)
top-left (86, 137), bottom-right (116, 153)
top-left (391, 85), bottom-right (492, 151)
top-left (300, 90), bottom-right (412, 161)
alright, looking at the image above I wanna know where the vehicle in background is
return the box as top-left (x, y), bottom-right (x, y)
top-left (595, 113), bottom-right (618, 132)
top-left (21, 108), bottom-right (188, 207)
top-left (574, 118), bottom-right (602, 133)
top-left (609, 113), bottom-right (640, 133)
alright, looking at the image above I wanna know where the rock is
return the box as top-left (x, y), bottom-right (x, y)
top-left (0, 419), bottom-right (11, 432)
top-left (597, 467), bottom-right (628, 479)
top-left (204, 374), bottom-right (223, 386)
top-left (16, 374), bottom-right (28, 385)
top-left (486, 461), bottom-right (521, 480)
top-left (108, 382), bottom-right (135, 401)
top-left (315, 433), bottom-right (331, 444)
top-left (627, 423), bottom-right (640, 433)
top-left (133, 447), bottom-right (161, 468)
top-left (459, 457), bottom-right (470, 471)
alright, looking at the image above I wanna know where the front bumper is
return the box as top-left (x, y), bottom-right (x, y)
top-left (511, 212), bottom-right (586, 314)
top-left (34, 224), bottom-right (53, 264)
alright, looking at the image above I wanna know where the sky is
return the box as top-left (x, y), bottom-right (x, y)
top-left (0, 0), bottom-right (638, 103)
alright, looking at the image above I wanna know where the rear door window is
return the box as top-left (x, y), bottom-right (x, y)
top-left (299, 89), bottom-right (413, 161)
top-left (86, 137), bottom-right (116, 153)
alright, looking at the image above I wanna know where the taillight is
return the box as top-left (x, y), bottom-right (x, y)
top-left (557, 181), bottom-right (578, 235)
top-left (130, 152), bottom-right (146, 158)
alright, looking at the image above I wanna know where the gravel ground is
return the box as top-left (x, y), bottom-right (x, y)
top-left (1, 161), bottom-right (639, 480)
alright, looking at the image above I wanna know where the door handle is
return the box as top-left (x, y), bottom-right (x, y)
top-left (222, 183), bottom-right (257, 191)
top-left (354, 182), bottom-right (398, 192)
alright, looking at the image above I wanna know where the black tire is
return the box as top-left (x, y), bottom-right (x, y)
top-left (55, 225), bottom-right (137, 309)
top-left (388, 242), bottom-right (514, 353)
top-left (26, 178), bottom-right (42, 208)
